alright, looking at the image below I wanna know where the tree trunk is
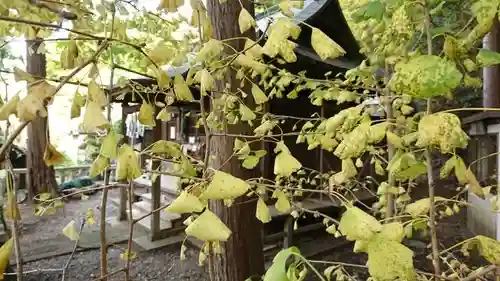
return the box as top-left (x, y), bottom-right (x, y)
top-left (26, 38), bottom-right (58, 200)
top-left (206, 0), bottom-right (265, 280)
top-left (483, 19), bottom-right (500, 108)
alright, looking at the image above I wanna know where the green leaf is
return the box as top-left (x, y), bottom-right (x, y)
top-left (389, 55), bottom-right (462, 98)
top-left (311, 27), bottom-right (346, 60)
top-left (200, 171), bottom-right (250, 200)
top-left (351, 0), bottom-right (385, 22)
top-left (264, 247), bottom-right (301, 281)
top-left (366, 233), bottom-right (415, 281)
top-left (477, 49), bottom-right (500, 67)
top-left (338, 206), bottom-right (382, 241)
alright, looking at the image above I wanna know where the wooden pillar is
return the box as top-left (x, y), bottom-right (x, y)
top-left (150, 107), bottom-right (162, 241)
top-left (483, 20), bottom-right (500, 108)
top-left (118, 105), bottom-right (128, 221)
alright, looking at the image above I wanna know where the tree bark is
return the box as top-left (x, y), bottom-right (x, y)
top-left (26, 38), bottom-right (58, 200)
top-left (206, 0), bottom-right (265, 280)
top-left (483, 19), bottom-right (500, 108)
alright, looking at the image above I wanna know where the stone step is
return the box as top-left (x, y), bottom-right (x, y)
top-left (132, 200), bottom-right (182, 222)
top-left (139, 192), bottom-right (176, 205)
top-left (129, 208), bottom-right (172, 231)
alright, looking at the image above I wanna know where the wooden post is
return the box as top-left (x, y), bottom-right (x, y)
top-left (118, 105), bottom-right (128, 221)
top-left (483, 20), bottom-right (500, 108)
top-left (150, 107), bottom-right (162, 241)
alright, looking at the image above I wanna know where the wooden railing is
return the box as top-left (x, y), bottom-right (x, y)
top-left (11, 165), bottom-right (117, 188)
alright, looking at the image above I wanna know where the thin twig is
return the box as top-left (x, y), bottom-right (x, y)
top-left (61, 220), bottom-right (86, 281)
top-left (6, 153), bottom-right (22, 281)
top-left (124, 181), bottom-right (134, 281)
top-left (424, 2), bottom-right (441, 277)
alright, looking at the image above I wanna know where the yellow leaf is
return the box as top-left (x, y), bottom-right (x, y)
top-left (274, 143), bottom-right (302, 176)
top-left (251, 83), bottom-right (268, 104)
top-left (239, 103), bottom-right (256, 121)
top-left (200, 69), bottom-right (215, 94)
top-left (156, 107), bottom-right (172, 121)
top-left (146, 42), bottom-right (175, 66)
top-left (311, 27), bottom-right (346, 60)
top-left (13, 67), bottom-right (35, 82)
top-left (200, 171), bottom-right (250, 200)
top-left (405, 197), bottom-right (446, 217)
top-left (0, 238), bottom-right (13, 280)
top-left (166, 191), bottom-right (205, 214)
top-left (88, 80), bottom-right (108, 107)
top-left (279, 1), bottom-right (295, 17)
top-left (465, 168), bottom-right (484, 199)
top-left (86, 208), bottom-right (96, 225)
top-left (120, 250), bottom-right (137, 261)
top-left (138, 103), bottom-right (156, 127)
top-left (100, 129), bottom-right (123, 160)
top-left (195, 39), bottom-right (224, 62)
top-left (338, 206), bottom-right (382, 241)
top-left (467, 235), bottom-right (500, 265)
top-left (43, 143), bottom-right (65, 167)
top-left (273, 190), bottom-right (291, 213)
top-left (366, 233), bottom-right (415, 281)
top-left (89, 155), bottom-right (110, 177)
top-left (256, 198), bottom-right (272, 223)
top-left (440, 156), bottom-right (456, 179)
top-left (244, 38), bottom-right (263, 59)
top-left (17, 81), bottom-right (54, 121)
top-left (185, 209), bottom-right (232, 242)
top-left (174, 73), bottom-right (194, 102)
top-left (0, 95), bottom-right (20, 120)
top-left (238, 8), bottom-right (256, 34)
top-left (116, 144), bottom-right (142, 181)
top-left (70, 92), bottom-right (86, 119)
top-left (62, 220), bottom-right (80, 241)
top-left (154, 67), bottom-right (170, 88)
top-left (82, 101), bottom-right (110, 133)
top-left (386, 131), bottom-right (404, 149)
top-left (5, 182), bottom-right (20, 220)
top-left (147, 140), bottom-right (182, 157)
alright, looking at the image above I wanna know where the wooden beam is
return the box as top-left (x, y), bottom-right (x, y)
top-left (483, 20), bottom-right (500, 108)
top-left (150, 107), bottom-right (163, 241)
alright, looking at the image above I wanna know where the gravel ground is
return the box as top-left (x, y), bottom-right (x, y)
top-left (6, 180), bottom-right (489, 281)
top-left (8, 189), bottom-right (206, 281)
